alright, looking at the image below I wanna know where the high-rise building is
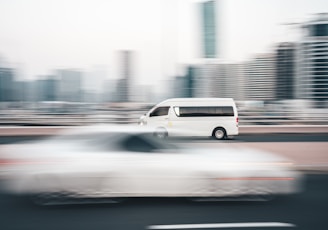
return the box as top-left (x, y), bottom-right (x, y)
top-left (296, 13), bottom-right (328, 107)
top-left (117, 50), bottom-right (133, 102)
top-left (185, 66), bottom-right (196, 98)
top-left (0, 68), bottom-right (14, 101)
top-left (15, 81), bottom-right (38, 102)
top-left (56, 69), bottom-right (82, 102)
top-left (201, 0), bottom-right (218, 59)
top-left (244, 54), bottom-right (276, 101)
top-left (193, 63), bottom-right (222, 98)
top-left (197, 0), bottom-right (236, 100)
top-left (172, 76), bottom-right (187, 98)
top-left (131, 84), bottom-right (154, 103)
top-left (82, 66), bottom-right (108, 103)
top-left (193, 63), bottom-right (245, 100)
top-left (116, 78), bottom-right (128, 102)
top-left (36, 76), bottom-right (58, 101)
top-left (193, 64), bottom-right (214, 97)
top-left (102, 79), bottom-right (118, 102)
top-left (171, 66), bottom-right (197, 98)
top-left (276, 42), bottom-right (295, 100)
top-left (219, 63), bottom-right (245, 100)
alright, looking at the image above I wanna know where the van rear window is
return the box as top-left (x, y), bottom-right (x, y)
top-left (174, 106), bottom-right (234, 117)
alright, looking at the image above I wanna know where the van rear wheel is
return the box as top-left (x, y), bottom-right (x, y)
top-left (212, 128), bottom-right (226, 140)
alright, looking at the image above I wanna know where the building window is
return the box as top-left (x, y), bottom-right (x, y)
top-left (313, 24), bottom-right (328, 37)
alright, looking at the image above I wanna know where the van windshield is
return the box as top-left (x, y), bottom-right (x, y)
top-left (150, 106), bottom-right (170, 117)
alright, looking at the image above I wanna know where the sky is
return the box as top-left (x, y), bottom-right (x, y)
top-left (0, 0), bottom-right (327, 91)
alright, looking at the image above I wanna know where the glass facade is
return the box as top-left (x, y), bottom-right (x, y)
top-left (202, 0), bottom-right (217, 58)
top-left (276, 43), bottom-right (295, 100)
top-left (296, 15), bottom-right (328, 106)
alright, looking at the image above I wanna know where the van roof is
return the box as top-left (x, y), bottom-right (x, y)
top-left (156, 98), bottom-right (235, 106)
top-left (160, 98), bottom-right (234, 103)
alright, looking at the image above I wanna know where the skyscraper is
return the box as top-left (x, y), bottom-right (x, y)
top-left (57, 69), bottom-right (82, 102)
top-left (195, 0), bottom-right (217, 98)
top-left (218, 63), bottom-right (245, 100)
top-left (296, 13), bottom-right (328, 107)
top-left (201, 0), bottom-right (218, 59)
top-left (276, 42), bottom-right (295, 100)
top-left (36, 76), bottom-right (58, 101)
top-left (117, 50), bottom-right (133, 102)
top-left (193, 63), bottom-right (245, 100)
top-left (0, 68), bottom-right (14, 101)
top-left (244, 54), bottom-right (276, 101)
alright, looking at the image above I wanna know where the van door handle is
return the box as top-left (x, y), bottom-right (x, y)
top-left (164, 118), bottom-right (168, 120)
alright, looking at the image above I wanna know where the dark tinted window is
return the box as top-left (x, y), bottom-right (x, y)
top-left (150, 106), bottom-right (169, 117)
top-left (175, 106), bottom-right (234, 117)
top-left (315, 59), bottom-right (328, 63)
top-left (312, 53), bottom-right (327, 57)
top-left (312, 24), bottom-right (328, 37)
top-left (314, 63), bottom-right (328, 67)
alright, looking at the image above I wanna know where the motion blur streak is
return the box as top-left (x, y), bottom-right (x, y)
top-left (0, 125), bottom-right (302, 205)
top-left (0, 158), bottom-right (64, 165)
top-left (217, 177), bottom-right (294, 181)
top-left (147, 222), bottom-right (296, 229)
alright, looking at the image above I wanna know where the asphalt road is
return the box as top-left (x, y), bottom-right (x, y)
top-left (1, 134), bottom-right (327, 172)
top-left (0, 173), bottom-right (327, 230)
top-left (0, 133), bottom-right (327, 144)
top-left (0, 134), bottom-right (327, 229)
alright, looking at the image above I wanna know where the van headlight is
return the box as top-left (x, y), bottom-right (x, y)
top-left (139, 115), bottom-right (147, 126)
top-left (139, 118), bottom-right (147, 125)
top-left (139, 120), bottom-right (147, 126)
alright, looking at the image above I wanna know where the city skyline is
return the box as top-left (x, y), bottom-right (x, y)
top-left (0, 0), bottom-right (327, 89)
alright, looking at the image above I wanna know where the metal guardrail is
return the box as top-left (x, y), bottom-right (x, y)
top-left (0, 115), bottom-right (327, 126)
top-left (1, 105), bottom-right (328, 126)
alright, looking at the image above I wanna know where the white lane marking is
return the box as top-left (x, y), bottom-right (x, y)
top-left (147, 222), bottom-right (296, 229)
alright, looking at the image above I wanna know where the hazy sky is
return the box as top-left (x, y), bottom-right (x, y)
top-left (0, 0), bottom-right (327, 89)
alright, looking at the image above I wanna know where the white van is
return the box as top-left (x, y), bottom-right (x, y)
top-left (139, 98), bottom-right (239, 140)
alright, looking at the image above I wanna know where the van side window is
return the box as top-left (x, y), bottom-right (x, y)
top-left (150, 106), bottom-right (170, 117)
top-left (173, 107), bottom-right (180, 116)
top-left (175, 106), bottom-right (234, 117)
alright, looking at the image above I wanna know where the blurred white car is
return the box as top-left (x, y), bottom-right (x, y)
top-left (0, 125), bottom-right (302, 205)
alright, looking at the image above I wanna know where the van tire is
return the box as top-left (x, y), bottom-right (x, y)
top-left (154, 127), bottom-right (168, 139)
top-left (212, 127), bottom-right (226, 140)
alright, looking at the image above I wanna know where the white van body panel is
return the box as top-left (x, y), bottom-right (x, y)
top-left (140, 98), bottom-right (239, 138)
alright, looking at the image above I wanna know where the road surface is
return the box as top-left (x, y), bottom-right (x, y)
top-left (0, 174), bottom-right (327, 230)
top-left (0, 134), bottom-right (327, 229)
top-left (0, 133), bottom-right (327, 171)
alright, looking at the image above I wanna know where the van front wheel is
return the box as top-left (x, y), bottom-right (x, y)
top-left (154, 127), bottom-right (168, 139)
top-left (212, 128), bottom-right (226, 140)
